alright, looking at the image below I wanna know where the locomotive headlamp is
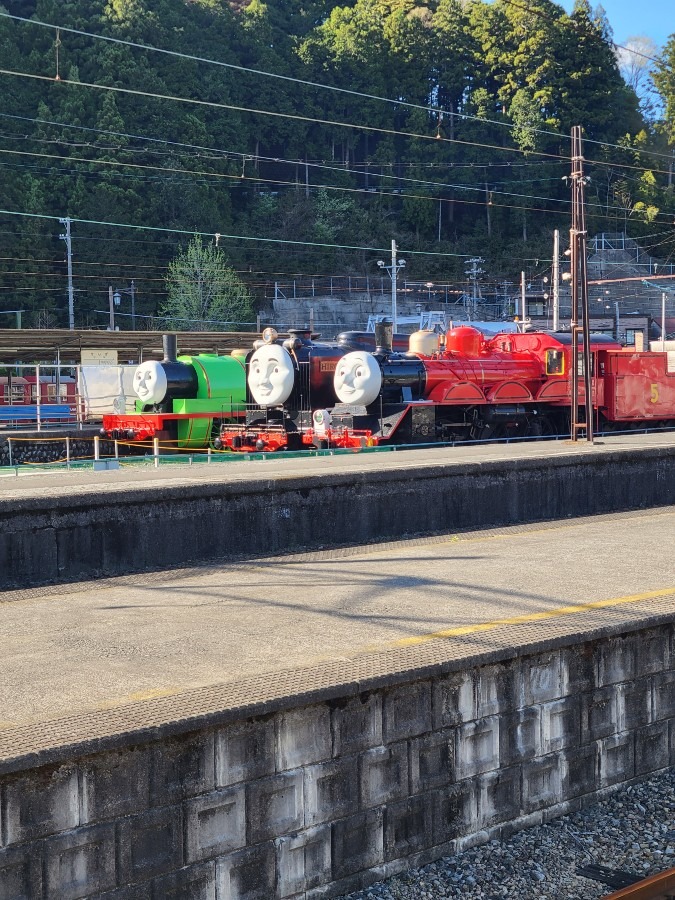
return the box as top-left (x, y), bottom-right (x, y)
top-left (261, 327), bottom-right (278, 344)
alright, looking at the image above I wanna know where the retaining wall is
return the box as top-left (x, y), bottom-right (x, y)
top-left (1, 620), bottom-right (673, 899)
top-left (3, 443), bottom-right (675, 589)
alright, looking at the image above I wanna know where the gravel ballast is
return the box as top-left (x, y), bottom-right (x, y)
top-left (339, 769), bottom-right (675, 900)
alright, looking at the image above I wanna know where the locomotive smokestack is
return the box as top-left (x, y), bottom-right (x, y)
top-left (375, 320), bottom-right (393, 355)
top-left (162, 334), bottom-right (178, 362)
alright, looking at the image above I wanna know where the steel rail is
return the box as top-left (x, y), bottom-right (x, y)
top-left (605, 867), bottom-right (675, 899)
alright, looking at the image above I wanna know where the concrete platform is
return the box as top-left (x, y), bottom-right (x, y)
top-left (2, 439), bottom-right (675, 899)
top-left (1, 506), bottom-right (674, 748)
top-left (4, 431), bottom-right (675, 591)
top-left (3, 429), bottom-right (675, 492)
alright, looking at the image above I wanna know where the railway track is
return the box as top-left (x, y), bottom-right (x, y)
top-left (577, 864), bottom-right (675, 898)
top-left (607, 867), bottom-right (675, 898)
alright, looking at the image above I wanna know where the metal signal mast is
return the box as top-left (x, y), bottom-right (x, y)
top-left (569, 126), bottom-right (593, 443)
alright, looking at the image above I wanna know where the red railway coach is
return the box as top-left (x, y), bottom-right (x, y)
top-left (0, 374), bottom-right (77, 426)
top-left (21, 374), bottom-right (77, 406)
top-left (0, 375), bottom-right (29, 406)
top-left (600, 348), bottom-right (675, 426)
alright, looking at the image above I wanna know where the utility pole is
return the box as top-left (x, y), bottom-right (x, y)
top-left (59, 217), bottom-right (75, 330)
top-left (485, 183), bottom-right (492, 237)
top-left (569, 125), bottom-right (593, 444)
top-left (391, 240), bottom-right (398, 332)
top-left (552, 229), bottom-right (560, 332)
top-left (520, 271), bottom-right (526, 325)
top-left (464, 257), bottom-right (484, 320)
top-left (108, 286), bottom-right (116, 331)
top-left (377, 240), bottom-right (406, 333)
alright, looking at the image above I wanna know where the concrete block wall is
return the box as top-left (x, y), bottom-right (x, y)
top-left (1, 624), bottom-right (673, 899)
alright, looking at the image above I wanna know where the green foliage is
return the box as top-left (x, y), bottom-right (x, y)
top-left (313, 188), bottom-right (357, 243)
top-left (653, 36), bottom-right (675, 144)
top-left (162, 236), bottom-right (255, 330)
top-left (0, 0), bottom-right (671, 327)
top-left (508, 90), bottom-right (544, 155)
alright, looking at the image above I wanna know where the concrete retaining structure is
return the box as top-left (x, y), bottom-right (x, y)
top-left (0, 616), bottom-right (673, 899)
top-left (3, 440), bottom-right (675, 589)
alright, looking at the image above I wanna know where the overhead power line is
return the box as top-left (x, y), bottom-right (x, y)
top-left (1, 141), bottom-right (674, 227)
top-left (0, 66), bottom-right (573, 167)
top-left (0, 9), bottom-right (673, 165)
top-left (0, 207), bottom-right (482, 260)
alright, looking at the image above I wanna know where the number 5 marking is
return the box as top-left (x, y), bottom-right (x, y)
top-left (650, 383), bottom-right (659, 404)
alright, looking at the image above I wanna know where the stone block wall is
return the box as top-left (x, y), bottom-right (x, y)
top-left (0, 624), bottom-right (673, 899)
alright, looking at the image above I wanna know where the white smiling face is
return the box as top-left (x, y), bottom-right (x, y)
top-left (248, 345), bottom-right (295, 407)
top-left (133, 361), bottom-right (168, 405)
top-left (333, 351), bottom-right (382, 405)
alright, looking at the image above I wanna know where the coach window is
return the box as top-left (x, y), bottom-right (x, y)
top-left (577, 355), bottom-right (595, 376)
top-left (546, 349), bottom-right (564, 375)
top-left (11, 384), bottom-right (24, 404)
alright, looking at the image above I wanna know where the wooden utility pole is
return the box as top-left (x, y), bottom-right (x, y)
top-left (569, 126), bottom-right (593, 443)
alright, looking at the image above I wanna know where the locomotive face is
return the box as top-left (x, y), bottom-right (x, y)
top-left (248, 344), bottom-right (295, 407)
top-left (334, 351), bottom-right (382, 406)
top-left (133, 361), bottom-right (168, 405)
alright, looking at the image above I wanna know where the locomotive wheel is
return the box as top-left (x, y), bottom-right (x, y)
top-left (286, 432), bottom-right (303, 451)
top-left (473, 423), bottom-right (501, 441)
top-left (209, 418), bottom-right (222, 449)
top-left (541, 416), bottom-right (557, 435)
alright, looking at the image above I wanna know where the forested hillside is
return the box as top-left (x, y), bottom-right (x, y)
top-left (0, 0), bottom-right (673, 327)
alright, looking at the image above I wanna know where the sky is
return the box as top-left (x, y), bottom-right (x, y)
top-left (560, 0), bottom-right (673, 50)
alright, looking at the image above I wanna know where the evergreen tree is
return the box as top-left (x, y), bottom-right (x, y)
top-left (162, 235), bottom-right (255, 330)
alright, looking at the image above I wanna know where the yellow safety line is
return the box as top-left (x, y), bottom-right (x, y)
top-left (388, 586), bottom-right (675, 649)
top-left (96, 687), bottom-right (178, 710)
top-left (92, 586), bottom-right (675, 713)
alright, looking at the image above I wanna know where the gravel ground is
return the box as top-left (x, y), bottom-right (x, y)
top-left (339, 769), bottom-right (675, 900)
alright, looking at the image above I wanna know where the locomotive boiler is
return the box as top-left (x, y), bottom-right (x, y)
top-left (215, 327), bottom-right (411, 451)
top-left (324, 326), bottom-right (675, 447)
top-left (101, 330), bottom-right (407, 451)
top-left (102, 334), bottom-right (247, 448)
